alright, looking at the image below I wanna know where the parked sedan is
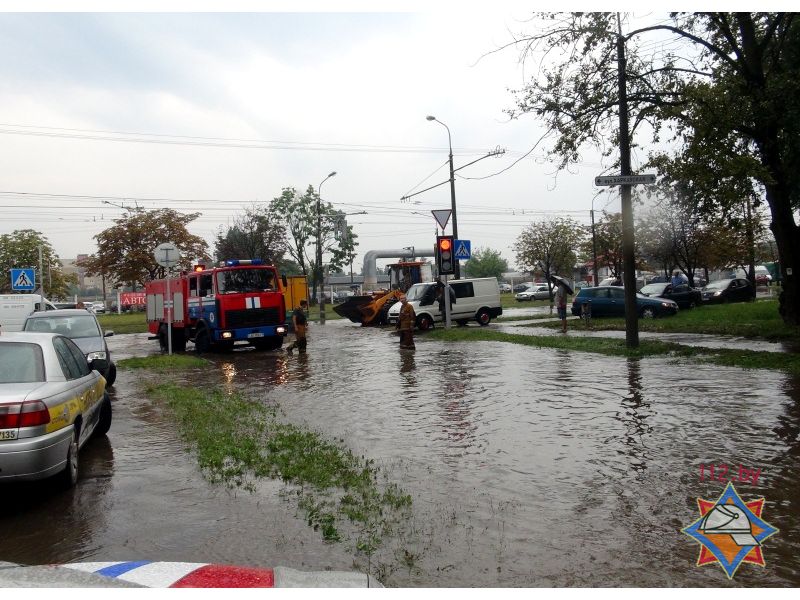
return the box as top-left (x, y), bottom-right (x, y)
top-left (499, 283), bottom-right (512, 293)
top-left (639, 282), bottom-right (702, 309)
top-left (515, 285), bottom-right (551, 301)
top-left (570, 286), bottom-right (678, 318)
top-left (0, 332), bottom-right (111, 487)
top-left (23, 309), bottom-right (116, 387)
top-left (701, 278), bottom-right (754, 304)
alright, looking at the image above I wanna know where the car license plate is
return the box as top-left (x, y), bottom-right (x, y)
top-left (248, 332), bottom-right (264, 339)
top-left (0, 430), bottom-right (18, 441)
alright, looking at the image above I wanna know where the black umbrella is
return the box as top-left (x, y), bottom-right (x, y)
top-left (549, 274), bottom-right (574, 295)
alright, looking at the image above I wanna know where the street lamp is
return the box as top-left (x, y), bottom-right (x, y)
top-left (426, 115), bottom-right (460, 279)
top-left (317, 171), bottom-right (337, 324)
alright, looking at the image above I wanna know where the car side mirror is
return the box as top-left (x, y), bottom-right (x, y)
top-left (104, 330), bottom-right (114, 337)
top-left (88, 359), bottom-right (102, 373)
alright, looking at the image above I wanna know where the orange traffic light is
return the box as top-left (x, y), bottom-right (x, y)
top-left (436, 235), bottom-right (455, 275)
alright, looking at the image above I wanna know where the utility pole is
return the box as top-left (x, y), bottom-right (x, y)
top-left (591, 206), bottom-right (599, 286)
top-left (617, 13), bottom-right (639, 349)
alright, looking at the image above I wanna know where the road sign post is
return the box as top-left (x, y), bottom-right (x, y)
top-left (154, 243), bottom-right (181, 355)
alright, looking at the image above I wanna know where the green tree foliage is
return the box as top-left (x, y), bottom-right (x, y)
top-left (0, 229), bottom-right (75, 298)
top-left (269, 186), bottom-right (358, 299)
top-left (514, 217), bottom-right (585, 289)
top-left (214, 204), bottom-right (287, 265)
top-left (588, 212), bottom-right (625, 278)
top-left (463, 247), bottom-right (509, 280)
top-left (80, 209), bottom-right (210, 288)
top-left (504, 12), bottom-right (800, 323)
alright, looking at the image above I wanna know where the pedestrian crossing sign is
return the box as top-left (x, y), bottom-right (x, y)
top-left (10, 268), bottom-right (36, 291)
top-left (454, 240), bottom-right (471, 260)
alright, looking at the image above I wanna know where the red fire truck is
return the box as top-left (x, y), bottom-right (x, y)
top-left (146, 259), bottom-right (287, 353)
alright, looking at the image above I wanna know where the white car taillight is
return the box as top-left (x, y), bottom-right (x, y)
top-left (0, 400), bottom-right (51, 429)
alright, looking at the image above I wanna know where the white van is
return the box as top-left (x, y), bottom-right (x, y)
top-left (387, 278), bottom-right (502, 330)
top-left (0, 294), bottom-right (58, 332)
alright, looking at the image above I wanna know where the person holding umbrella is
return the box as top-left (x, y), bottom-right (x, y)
top-left (550, 275), bottom-right (573, 333)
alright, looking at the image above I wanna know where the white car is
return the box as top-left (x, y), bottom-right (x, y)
top-left (515, 285), bottom-right (551, 301)
top-left (0, 332), bottom-right (111, 487)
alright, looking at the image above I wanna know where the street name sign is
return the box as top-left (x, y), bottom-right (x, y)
top-left (10, 268), bottom-right (35, 291)
top-left (594, 174), bottom-right (656, 186)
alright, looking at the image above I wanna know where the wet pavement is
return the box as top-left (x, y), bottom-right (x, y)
top-left (2, 323), bottom-right (799, 586)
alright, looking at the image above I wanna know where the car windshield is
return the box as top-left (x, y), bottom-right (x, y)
top-left (0, 342), bottom-right (45, 383)
top-left (406, 283), bottom-right (433, 301)
top-left (25, 315), bottom-right (101, 338)
top-left (640, 283), bottom-right (668, 295)
top-left (216, 268), bottom-right (276, 294)
top-left (704, 280), bottom-right (729, 290)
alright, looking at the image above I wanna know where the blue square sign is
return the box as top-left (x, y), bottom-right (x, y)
top-left (454, 240), bottom-right (471, 260)
top-left (10, 268), bottom-right (36, 291)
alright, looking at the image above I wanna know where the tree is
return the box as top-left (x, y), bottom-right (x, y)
top-left (269, 185), bottom-right (358, 300)
top-left (0, 229), bottom-right (75, 298)
top-left (587, 212), bottom-right (626, 279)
top-left (504, 12), bottom-right (800, 324)
top-left (514, 217), bottom-right (585, 296)
top-left (81, 209), bottom-right (210, 288)
top-left (214, 204), bottom-right (287, 265)
top-left (463, 247), bottom-right (509, 280)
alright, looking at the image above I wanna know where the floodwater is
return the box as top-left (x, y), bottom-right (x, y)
top-left (1, 323), bottom-right (799, 587)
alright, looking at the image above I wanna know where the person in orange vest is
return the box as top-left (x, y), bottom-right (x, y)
top-left (396, 295), bottom-right (416, 350)
top-left (286, 299), bottom-right (308, 354)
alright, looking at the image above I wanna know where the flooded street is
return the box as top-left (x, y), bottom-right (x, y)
top-left (2, 322), bottom-right (799, 586)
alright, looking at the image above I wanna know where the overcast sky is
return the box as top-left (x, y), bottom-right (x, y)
top-left (0, 3), bottom-right (667, 274)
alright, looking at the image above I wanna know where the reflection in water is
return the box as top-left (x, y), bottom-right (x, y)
top-left (618, 358), bottom-right (652, 478)
top-left (399, 350), bottom-right (417, 387)
top-left (0, 435), bottom-right (115, 565)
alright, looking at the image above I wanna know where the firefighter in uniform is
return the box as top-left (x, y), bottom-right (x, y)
top-left (396, 295), bottom-right (416, 350)
top-left (286, 299), bottom-right (308, 354)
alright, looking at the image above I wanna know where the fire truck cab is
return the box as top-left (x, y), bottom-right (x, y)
top-left (146, 259), bottom-right (287, 353)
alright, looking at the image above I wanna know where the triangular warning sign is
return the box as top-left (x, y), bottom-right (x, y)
top-left (14, 271), bottom-right (33, 288)
top-left (431, 209), bottom-right (451, 230)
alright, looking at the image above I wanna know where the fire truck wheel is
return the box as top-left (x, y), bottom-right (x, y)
top-left (195, 328), bottom-right (211, 354)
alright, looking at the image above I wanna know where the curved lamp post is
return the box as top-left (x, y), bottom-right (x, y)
top-left (426, 115), bottom-right (459, 278)
top-left (317, 171), bottom-right (337, 324)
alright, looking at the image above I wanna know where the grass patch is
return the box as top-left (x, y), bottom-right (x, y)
top-left (427, 327), bottom-right (800, 376)
top-left (145, 382), bottom-right (411, 552)
top-left (530, 299), bottom-right (800, 342)
top-left (118, 354), bottom-right (209, 370)
top-left (97, 311), bottom-right (149, 334)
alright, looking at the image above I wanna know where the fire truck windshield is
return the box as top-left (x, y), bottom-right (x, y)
top-left (216, 268), bottom-right (276, 294)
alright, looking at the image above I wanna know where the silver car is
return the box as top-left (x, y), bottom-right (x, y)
top-left (23, 309), bottom-right (116, 387)
top-left (0, 332), bottom-right (111, 487)
top-left (515, 284), bottom-right (551, 301)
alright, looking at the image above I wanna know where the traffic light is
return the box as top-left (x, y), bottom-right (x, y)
top-left (436, 235), bottom-right (455, 275)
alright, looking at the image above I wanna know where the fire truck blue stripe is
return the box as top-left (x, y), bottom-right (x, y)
top-left (96, 561), bottom-right (152, 578)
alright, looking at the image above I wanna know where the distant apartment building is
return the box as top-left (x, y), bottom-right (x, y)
top-left (61, 255), bottom-right (107, 294)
